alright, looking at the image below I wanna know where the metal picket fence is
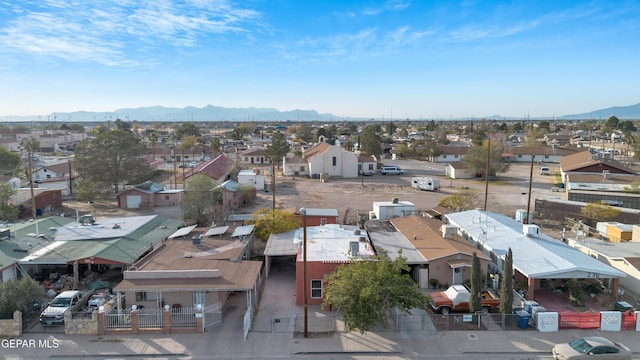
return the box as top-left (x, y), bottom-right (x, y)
top-left (138, 308), bottom-right (164, 329)
top-left (170, 306), bottom-right (197, 329)
top-left (105, 308), bottom-right (132, 330)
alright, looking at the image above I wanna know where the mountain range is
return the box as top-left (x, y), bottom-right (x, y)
top-left (4, 102), bottom-right (640, 122)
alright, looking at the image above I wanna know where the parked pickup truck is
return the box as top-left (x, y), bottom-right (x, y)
top-left (430, 285), bottom-right (499, 314)
top-left (39, 290), bottom-right (88, 326)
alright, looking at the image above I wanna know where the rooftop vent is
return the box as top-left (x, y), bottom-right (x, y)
top-left (349, 241), bottom-right (359, 256)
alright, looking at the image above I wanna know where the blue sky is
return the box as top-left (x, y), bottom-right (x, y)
top-left (1, 0), bottom-right (639, 120)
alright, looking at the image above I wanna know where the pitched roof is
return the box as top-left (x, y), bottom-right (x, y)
top-left (113, 241), bottom-right (262, 292)
top-left (19, 215), bottom-right (182, 265)
top-left (390, 216), bottom-right (489, 262)
top-left (302, 142), bottom-right (330, 160)
top-left (240, 146), bottom-right (266, 156)
top-left (437, 146), bottom-right (469, 155)
top-left (559, 151), bottom-right (635, 174)
top-left (184, 154), bottom-right (235, 181)
top-left (42, 162), bottom-right (73, 174)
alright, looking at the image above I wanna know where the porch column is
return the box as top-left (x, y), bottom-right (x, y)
top-left (611, 278), bottom-right (620, 300)
top-left (527, 277), bottom-right (535, 300)
top-left (73, 261), bottom-right (79, 289)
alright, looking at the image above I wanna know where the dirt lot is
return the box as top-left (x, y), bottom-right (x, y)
top-left (57, 160), bottom-right (563, 231)
top-left (261, 160), bottom-right (562, 226)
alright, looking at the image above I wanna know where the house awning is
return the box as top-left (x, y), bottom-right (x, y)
top-left (447, 260), bottom-right (471, 269)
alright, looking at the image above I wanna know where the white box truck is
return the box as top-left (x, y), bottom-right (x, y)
top-left (411, 177), bottom-right (440, 191)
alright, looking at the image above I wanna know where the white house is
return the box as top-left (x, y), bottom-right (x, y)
top-left (237, 169), bottom-right (265, 191)
top-left (307, 139), bottom-right (358, 178)
top-left (371, 199), bottom-right (416, 220)
top-left (445, 163), bottom-right (474, 179)
top-left (285, 139), bottom-right (359, 178)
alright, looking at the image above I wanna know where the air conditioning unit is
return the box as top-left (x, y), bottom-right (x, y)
top-left (523, 224), bottom-right (540, 237)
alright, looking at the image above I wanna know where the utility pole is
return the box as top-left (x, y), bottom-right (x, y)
top-left (525, 155), bottom-right (534, 224)
top-left (483, 138), bottom-right (490, 211)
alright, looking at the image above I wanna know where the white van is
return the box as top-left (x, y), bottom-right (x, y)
top-left (381, 165), bottom-right (404, 175)
top-left (540, 167), bottom-right (550, 175)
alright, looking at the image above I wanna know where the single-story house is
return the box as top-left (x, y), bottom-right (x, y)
top-left (445, 163), bottom-right (474, 179)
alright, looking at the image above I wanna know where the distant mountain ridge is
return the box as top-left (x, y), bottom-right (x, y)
top-left (47, 105), bottom-right (346, 122)
top-left (4, 102), bottom-right (640, 122)
top-left (560, 102), bottom-right (640, 120)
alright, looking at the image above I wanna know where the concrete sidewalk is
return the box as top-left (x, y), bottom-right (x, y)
top-left (3, 327), bottom-right (640, 359)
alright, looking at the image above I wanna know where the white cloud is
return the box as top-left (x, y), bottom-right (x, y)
top-left (0, 0), bottom-right (261, 66)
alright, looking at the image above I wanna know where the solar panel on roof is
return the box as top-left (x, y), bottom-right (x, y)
top-left (168, 225), bottom-right (197, 239)
top-left (204, 226), bottom-right (229, 237)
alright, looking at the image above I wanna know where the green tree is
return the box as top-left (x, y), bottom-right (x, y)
top-left (175, 123), bottom-right (201, 139)
top-left (148, 131), bottom-right (158, 158)
top-left (605, 116), bottom-right (620, 130)
top-left (297, 124), bottom-right (314, 143)
top-left (0, 147), bottom-right (20, 176)
top-left (323, 252), bottom-right (428, 333)
top-left (75, 178), bottom-right (102, 202)
top-left (385, 121), bottom-right (396, 136)
top-left (0, 184), bottom-right (18, 221)
top-left (182, 174), bottom-right (222, 226)
top-left (0, 277), bottom-right (45, 319)
top-left (438, 190), bottom-right (480, 212)
top-left (469, 252), bottom-right (482, 313)
top-left (209, 137), bottom-right (221, 157)
top-left (265, 131), bottom-right (290, 209)
top-left (471, 128), bottom-right (487, 146)
top-left (114, 118), bottom-right (132, 132)
top-left (580, 201), bottom-right (620, 223)
top-left (248, 208), bottom-right (300, 242)
top-left (537, 121), bottom-right (551, 132)
top-left (74, 130), bottom-right (150, 194)
top-left (360, 125), bottom-right (383, 157)
top-left (393, 143), bottom-right (410, 159)
top-left (462, 142), bottom-right (510, 179)
top-left (499, 248), bottom-right (514, 314)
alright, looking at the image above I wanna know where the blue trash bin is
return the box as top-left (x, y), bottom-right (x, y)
top-left (516, 310), bottom-right (531, 329)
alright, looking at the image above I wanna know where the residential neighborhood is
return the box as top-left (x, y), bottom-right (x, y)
top-left (3, 118), bottom-right (640, 359)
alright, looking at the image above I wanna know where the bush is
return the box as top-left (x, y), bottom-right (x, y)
top-left (0, 278), bottom-right (45, 319)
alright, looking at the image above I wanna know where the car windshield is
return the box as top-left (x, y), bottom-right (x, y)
top-left (569, 338), bottom-right (593, 353)
top-left (50, 298), bottom-right (72, 307)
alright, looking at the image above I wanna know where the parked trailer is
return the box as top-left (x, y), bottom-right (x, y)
top-left (411, 177), bottom-right (440, 191)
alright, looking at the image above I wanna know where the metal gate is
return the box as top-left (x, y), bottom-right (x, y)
top-left (203, 303), bottom-right (222, 330)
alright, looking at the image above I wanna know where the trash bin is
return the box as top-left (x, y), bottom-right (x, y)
top-left (523, 300), bottom-right (539, 313)
top-left (614, 301), bottom-right (634, 312)
top-left (516, 310), bottom-right (531, 329)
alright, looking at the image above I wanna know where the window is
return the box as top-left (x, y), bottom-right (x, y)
top-left (320, 218), bottom-right (327, 225)
top-left (442, 155), bottom-right (447, 158)
top-left (193, 290), bottom-right (205, 308)
top-left (244, 157), bottom-right (248, 161)
top-left (299, 166), bottom-right (305, 172)
top-left (135, 291), bottom-right (159, 301)
top-left (332, 157), bottom-right (337, 166)
top-left (311, 280), bottom-right (322, 298)
top-left (368, 164), bottom-right (374, 171)
top-left (454, 155), bottom-right (459, 158)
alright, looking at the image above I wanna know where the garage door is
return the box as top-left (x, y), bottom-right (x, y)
top-left (126, 195), bottom-right (142, 209)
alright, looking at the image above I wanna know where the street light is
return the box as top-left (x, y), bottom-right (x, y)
top-left (299, 207), bottom-right (308, 338)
